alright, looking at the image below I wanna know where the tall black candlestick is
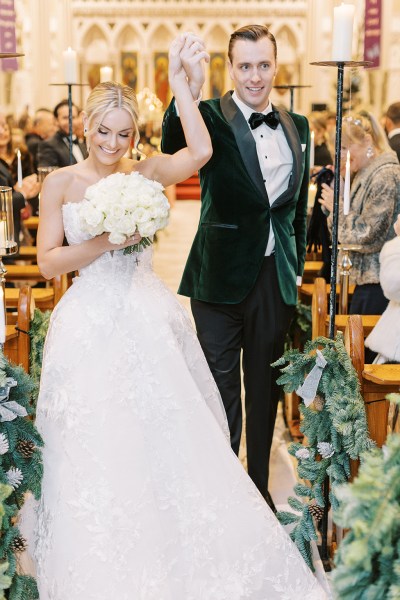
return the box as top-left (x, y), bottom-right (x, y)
top-left (310, 58), bottom-right (370, 571)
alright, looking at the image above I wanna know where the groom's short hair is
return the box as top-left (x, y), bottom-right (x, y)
top-left (228, 24), bottom-right (277, 63)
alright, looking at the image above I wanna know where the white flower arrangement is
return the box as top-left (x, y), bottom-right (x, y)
top-left (79, 171), bottom-right (170, 254)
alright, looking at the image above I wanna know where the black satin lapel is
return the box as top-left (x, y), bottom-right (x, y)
top-left (272, 108), bottom-right (302, 208)
top-left (220, 92), bottom-right (268, 201)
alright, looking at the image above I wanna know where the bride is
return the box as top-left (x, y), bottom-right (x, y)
top-left (34, 34), bottom-right (327, 599)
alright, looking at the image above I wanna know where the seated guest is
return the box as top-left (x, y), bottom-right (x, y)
top-left (38, 99), bottom-right (87, 168)
top-left (25, 108), bottom-right (56, 172)
top-left (365, 215), bottom-right (400, 364)
top-left (308, 112), bottom-right (333, 167)
top-left (319, 111), bottom-right (400, 317)
top-left (385, 102), bottom-right (400, 162)
top-left (0, 110), bottom-right (40, 252)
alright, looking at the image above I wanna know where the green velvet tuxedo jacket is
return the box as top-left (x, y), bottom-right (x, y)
top-left (161, 91), bottom-right (310, 306)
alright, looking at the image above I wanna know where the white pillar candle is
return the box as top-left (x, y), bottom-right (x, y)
top-left (100, 66), bottom-right (113, 83)
top-left (0, 285), bottom-right (4, 345)
top-left (17, 149), bottom-right (22, 188)
top-left (63, 47), bottom-right (78, 84)
top-left (0, 221), bottom-right (6, 249)
top-left (309, 131), bottom-right (315, 170)
top-left (308, 182), bottom-right (317, 209)
top-left (343, 150), bottom-right (351, 215)
top-left (331, 3), bottom-right (355, 62)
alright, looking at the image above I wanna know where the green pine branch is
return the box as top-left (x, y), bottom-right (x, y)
top-left (274, 333), bottom-right (373, 570)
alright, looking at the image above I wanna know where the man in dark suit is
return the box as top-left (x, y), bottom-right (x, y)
top-left (38, 100), bottom-right (87, 168)
top-left (162, 25), bottom-right (310, 511)
top-left (385, 102), bottom-right (400, 163)
top-left (25, 108), bottom-right (56, 172)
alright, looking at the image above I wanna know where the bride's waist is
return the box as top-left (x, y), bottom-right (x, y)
top-left (76, 253), bottom-right (152, 280)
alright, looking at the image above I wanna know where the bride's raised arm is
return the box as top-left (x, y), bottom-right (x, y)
top-left (141, 34), bottom-right (212, 187)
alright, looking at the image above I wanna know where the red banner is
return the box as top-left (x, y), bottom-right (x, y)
top-left (364, 0), bottom-right (382, 69)
top-left (0, 0), bottom-right (18, 71)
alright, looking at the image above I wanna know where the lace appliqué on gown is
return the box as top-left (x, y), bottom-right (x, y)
top-left (33, 195), bottom-right (327, 600)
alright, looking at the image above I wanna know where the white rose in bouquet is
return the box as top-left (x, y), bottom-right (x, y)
top-left (79, 170), bottom-right (170, 255)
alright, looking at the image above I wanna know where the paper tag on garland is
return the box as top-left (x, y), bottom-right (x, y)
top-left (296, 349), bottom-right (327, 407)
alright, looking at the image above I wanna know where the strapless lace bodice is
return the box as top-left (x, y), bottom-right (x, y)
top-left (62, 202), bottom-right (153, 284)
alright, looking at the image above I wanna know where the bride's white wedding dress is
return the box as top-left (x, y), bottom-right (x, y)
top-left (34, 188), bottom-right (327, 599)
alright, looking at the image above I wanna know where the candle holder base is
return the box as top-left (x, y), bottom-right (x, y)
top-left (0, 243), bottom-right (18, 256)
top-left (310, 60), bottom-right (372, 68)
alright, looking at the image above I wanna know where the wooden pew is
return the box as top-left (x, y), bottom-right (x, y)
top-left (23, 216), bottom-right (39, 230)
top-left (3, 286), bottom-right (33, 371)
top-left (302, 260), bottom-right (324, 284)
top-left (344, 315), bottom-right (400, 447)
top-left (17, 246), bottom-right (37, 262)
top-left (311, 277), bottom-right (380, 338)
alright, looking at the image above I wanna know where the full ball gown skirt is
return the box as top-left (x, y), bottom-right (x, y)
top-left (34, 199), bottom-right (327, 600)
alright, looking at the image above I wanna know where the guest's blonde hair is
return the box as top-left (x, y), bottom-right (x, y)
top-left (343, 110), bottom-right (391, 154)
top-left (85, 82), bottom-right (139, 146)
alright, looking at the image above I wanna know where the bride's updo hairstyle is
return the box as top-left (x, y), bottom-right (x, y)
top-left (85, 82), bottom-right (140, 145)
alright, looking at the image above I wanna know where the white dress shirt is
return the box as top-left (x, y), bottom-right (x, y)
top-left (232, 92), bottom-right (293, 256)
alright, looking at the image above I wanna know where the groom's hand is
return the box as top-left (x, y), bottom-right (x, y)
top-left (179, 32), bottom-right (208, 100)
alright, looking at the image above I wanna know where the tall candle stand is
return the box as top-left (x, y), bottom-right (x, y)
top-left (0, 188), bottom-right (18, 348)
top-left (273, 84), bottom-right (311, 112)
top-left (310, 59), bottom-right (370, 570)
top-left (49, 83), bottom-right (89, 165)
top-left (0, 54), bottom-right (23, 347)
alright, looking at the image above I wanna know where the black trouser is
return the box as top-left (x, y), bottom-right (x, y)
top-left (191, 256), bottom-right (294, 498)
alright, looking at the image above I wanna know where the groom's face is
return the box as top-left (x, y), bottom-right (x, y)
top-left (228, 37), bottom-right (277, 113)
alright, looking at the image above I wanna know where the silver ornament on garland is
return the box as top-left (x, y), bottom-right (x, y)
top-left (6, 467), bottom-right (23, 489)
top-left (0, 432), bottom-right (9, 455)
top-left (317, 441), bottom-right (335, 459)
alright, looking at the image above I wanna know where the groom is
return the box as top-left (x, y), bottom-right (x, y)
top-left (162, 25), bottom-right (310, 511)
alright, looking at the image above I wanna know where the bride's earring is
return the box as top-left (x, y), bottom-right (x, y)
top-left (366, 146), bottom-right (374, 159)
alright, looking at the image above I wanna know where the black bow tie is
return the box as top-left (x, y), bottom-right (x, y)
top-left (248, 111), bottom-right (280, 130)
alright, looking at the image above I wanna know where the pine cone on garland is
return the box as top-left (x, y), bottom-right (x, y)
top-left (16, 439), bottom-right (35, 459)
top-left (11, 536), bottom-right (27, 553)
top-left (308, 503), bottom-right (324, 522)
top-left (313, 395), bottom-right (325, 412)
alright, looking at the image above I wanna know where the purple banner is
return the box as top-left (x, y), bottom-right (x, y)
top-left (364, 0), bottom-right (382, 69)
top-left (0, 0), bottom-right (18, 71)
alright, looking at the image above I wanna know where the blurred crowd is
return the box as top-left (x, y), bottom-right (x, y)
top-left (306, 103), bottom-right (400, 364)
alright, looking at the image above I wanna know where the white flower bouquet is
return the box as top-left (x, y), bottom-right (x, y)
top-left (79, 171), bottom-right (170, 254)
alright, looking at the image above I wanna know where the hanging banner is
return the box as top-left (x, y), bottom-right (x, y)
top-left (364, 0), bottom-right (382, 69)
top-left (0, 0), bottom-right (18, 71)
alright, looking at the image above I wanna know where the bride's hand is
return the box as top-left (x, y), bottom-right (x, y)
top-left (100, 231), bottom-right (142, 251)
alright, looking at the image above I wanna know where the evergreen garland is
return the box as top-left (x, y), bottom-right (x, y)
top-left (28, 309), bottom-right (51, 406)
top-left (273, 333), bottom-right (374, 570)
top-left (0, 351), bottom-right (43, 599)
top-left (332, 393), bottom-right (400, 600)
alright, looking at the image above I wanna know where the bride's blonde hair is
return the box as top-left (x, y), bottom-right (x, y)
top-left (84, 82), bottom-right (140, 146)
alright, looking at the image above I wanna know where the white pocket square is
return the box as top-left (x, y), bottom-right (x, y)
top-left (301, 144), bottom-right (306, 152)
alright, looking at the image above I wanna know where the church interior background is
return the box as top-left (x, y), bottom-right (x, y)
top-left (1, 0), bottom-right (399, 126)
